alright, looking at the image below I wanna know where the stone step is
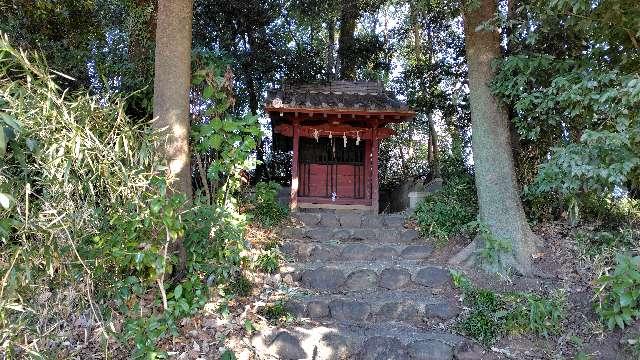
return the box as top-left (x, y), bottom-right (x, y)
top-left (282, 241), bottom-right (434, 262)
top-left (293, 212), bottom-right (407, 229)
top-left (251, 321), bottom-right (467, 360)
top-left (282, 261), bottom-right (452, 293)
top-left (282, 226), bottom-right (419, 243)
top-left (285, 290), bottom-right (461, 324)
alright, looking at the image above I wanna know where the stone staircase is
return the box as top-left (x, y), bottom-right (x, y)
top-left (250, 211), bottom-right (476, 360)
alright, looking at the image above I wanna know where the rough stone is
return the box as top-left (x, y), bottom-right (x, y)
top-left (400, 245), bottom-right (433, 260)
top-left (284, 300), bottom-right (306, 317)
top-left (413, 267), bottom-right (451, 288)
top-left (268, 331), bottom-right (307, 360)
top-left (453, 342), bottom-right (497, 360)
top-left (425, 302), bottom-right (461, 320)
top-left (310, 245), bottom-right (338, 261)
top-left (334, 229), bottom-right (353, 240)
top-left (295, 212), bottom-right (321, 226)
top-left (340, 213), bottom-right (362, 228)
top-left (306, 228), bottom-right (331, 241)
top-left (383, 215), bottom-right (405, 228)
top-left (358, 336), bottom-right (408, 360)
top-left (341, 244), bottom-right (372, 260)
top-left (321, 333), bottom-right (354, 359)
top-left (378, 229), bottom-right (399, 242)
top-left (320, 213), bottom-right (340, 227)
top-left (377, 302), bottom-right (419, 321)
top-left (301, 266), bottom-right (346, 290)
top-left (328, 299), bottom-right (370, 321)
top-left (400, 229), bottom-right (419, 242)
top-left (379, 267), bottom-right (412, 290)
top-left (344, 269), bottom-right (378, 290)
top-left (362, 215), bottom-right (383, 228)
top-left (407, 340), bottom-right (453, 360)
top-left (351, 228), bottom-right (378, 241)
top-left (283, 227), bottom-right (305, 239)
top-left (370, 246), bottom-right (399, 260)
top-left (307, 300), bottom-right (330, 318)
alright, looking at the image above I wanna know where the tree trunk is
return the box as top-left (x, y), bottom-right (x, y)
top-left (450, 0), bottom-right (538, 275)
top-left (338, 0), bottom-right (357, 80)
top-left (326, 19), bottom-right (336, 79)
top-left (428, 114), bottom-right (440, 178)
top-left (152, 0), bottom-right (193, 279)
top-left (153, 0), bottom-right (193, 199)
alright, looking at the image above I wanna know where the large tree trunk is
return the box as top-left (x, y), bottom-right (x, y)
top-left (451, 0), bottom-right (538, 275)
top-left (326, 19), bottom-right (336, 79)
top-left (152, 0), bottom-right (193, 279)
top-left (338, 0), bottom-right (357, 80)
top-left (153, 0), bottom-right (193, 198)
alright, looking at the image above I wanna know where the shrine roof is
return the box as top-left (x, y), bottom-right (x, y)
top-left (265, 81), bottom-right (414, 117)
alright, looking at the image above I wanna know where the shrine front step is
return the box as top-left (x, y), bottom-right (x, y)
top-left (282, 226), bottom-right (419, 243)
top-left (293, 212), bottom-right (406, 229)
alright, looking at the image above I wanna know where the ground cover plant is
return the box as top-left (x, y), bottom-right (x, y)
top-left (451, 271), bottom-right (566, 346)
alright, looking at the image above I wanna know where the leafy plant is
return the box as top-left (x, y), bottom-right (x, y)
top-left (452, 272), bottom-right (565, 345)
top-left (251, 181), bottom-right (289, 227)
top-left (413, 176), bottom-right (477, 242)
top-left (255, 249), bottom-right (281, 274)
top-left (595, 253), bottom-right (640, 330)
top-left (258, 300), bottom-right (292, 325)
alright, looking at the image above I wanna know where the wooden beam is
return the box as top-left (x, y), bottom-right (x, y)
top-left (290, 120), bottom-right (300, 211)
top-left (371, 128), bottom-right (379, 215)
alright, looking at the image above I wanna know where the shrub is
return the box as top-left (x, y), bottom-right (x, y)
top-left (0, 34), bottom-right (255, 357)
top-left (595, 253), bottom-right (640, 330)
top-left (251, 181), bottom-right (289, 227)
top-left (258, 300), bottom-right (292, 325)
top-left (452, 271), bottom-right (565, 345)
top-left (255, 249), bottom-right (281, 274)
top-left (413, 176), bottom-right (477, 242)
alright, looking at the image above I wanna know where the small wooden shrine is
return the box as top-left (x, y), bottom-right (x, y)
top-left (265, 81), bottom-right (414, 213)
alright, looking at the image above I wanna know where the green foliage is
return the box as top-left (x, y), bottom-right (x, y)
top-left (0, 35), bottom-right (257, 356)
top-left (258, 300), bottom-right (292, 325)
top-left (255, 249), bottom-right (281, 274)
top-left (595, 253), bottom-right (640, 330)
top-left (191, 54), bottom-right (262, 208)
top-left (225, 274), bottom-right (253, 297)
top-left (452, 271), bottom-right (566, 345)
top-left (575, 229), bottom-right (639, 263)
top-left (251, 182), bottom-right (289, 227)
top-left (413, 175), bottom-right (477, 242)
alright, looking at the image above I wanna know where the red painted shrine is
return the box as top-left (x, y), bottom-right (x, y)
top-left (265, 81), bottom-right (415, 213)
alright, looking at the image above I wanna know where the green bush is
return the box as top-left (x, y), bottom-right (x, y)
top-left (258, 300), bottom-right (292, 325)
top-left (255, 249), bottom-right (281, 274)
top-left (413, 176), bottom-right (477, 242)
top-left (452, 271), bottom-right (565, 345)
top-left (0, 35), bottom-right (255, 357)
top-left (251, 181), bottom-right (289, 227)
top-left (595, 253), bottom-right (640, 330)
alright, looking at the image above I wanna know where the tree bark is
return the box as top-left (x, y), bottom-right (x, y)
top-left (152, 0), bottom-right (193, 280)
top-left (326, 19), bottom-right (336, 79)
top-left (450, 0), bottom-right (538, 275)
top-left (338, 0), bottom-right (357, 80)
top-left (153, 0), bottom-right (193, 199)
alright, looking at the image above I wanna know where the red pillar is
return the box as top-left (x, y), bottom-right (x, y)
top-left (364, 138), bottom-right (371, 204)
top-left (371, 128), bottom-right (379, 214)
top-left (290, 120), bottom-right (300, 211)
